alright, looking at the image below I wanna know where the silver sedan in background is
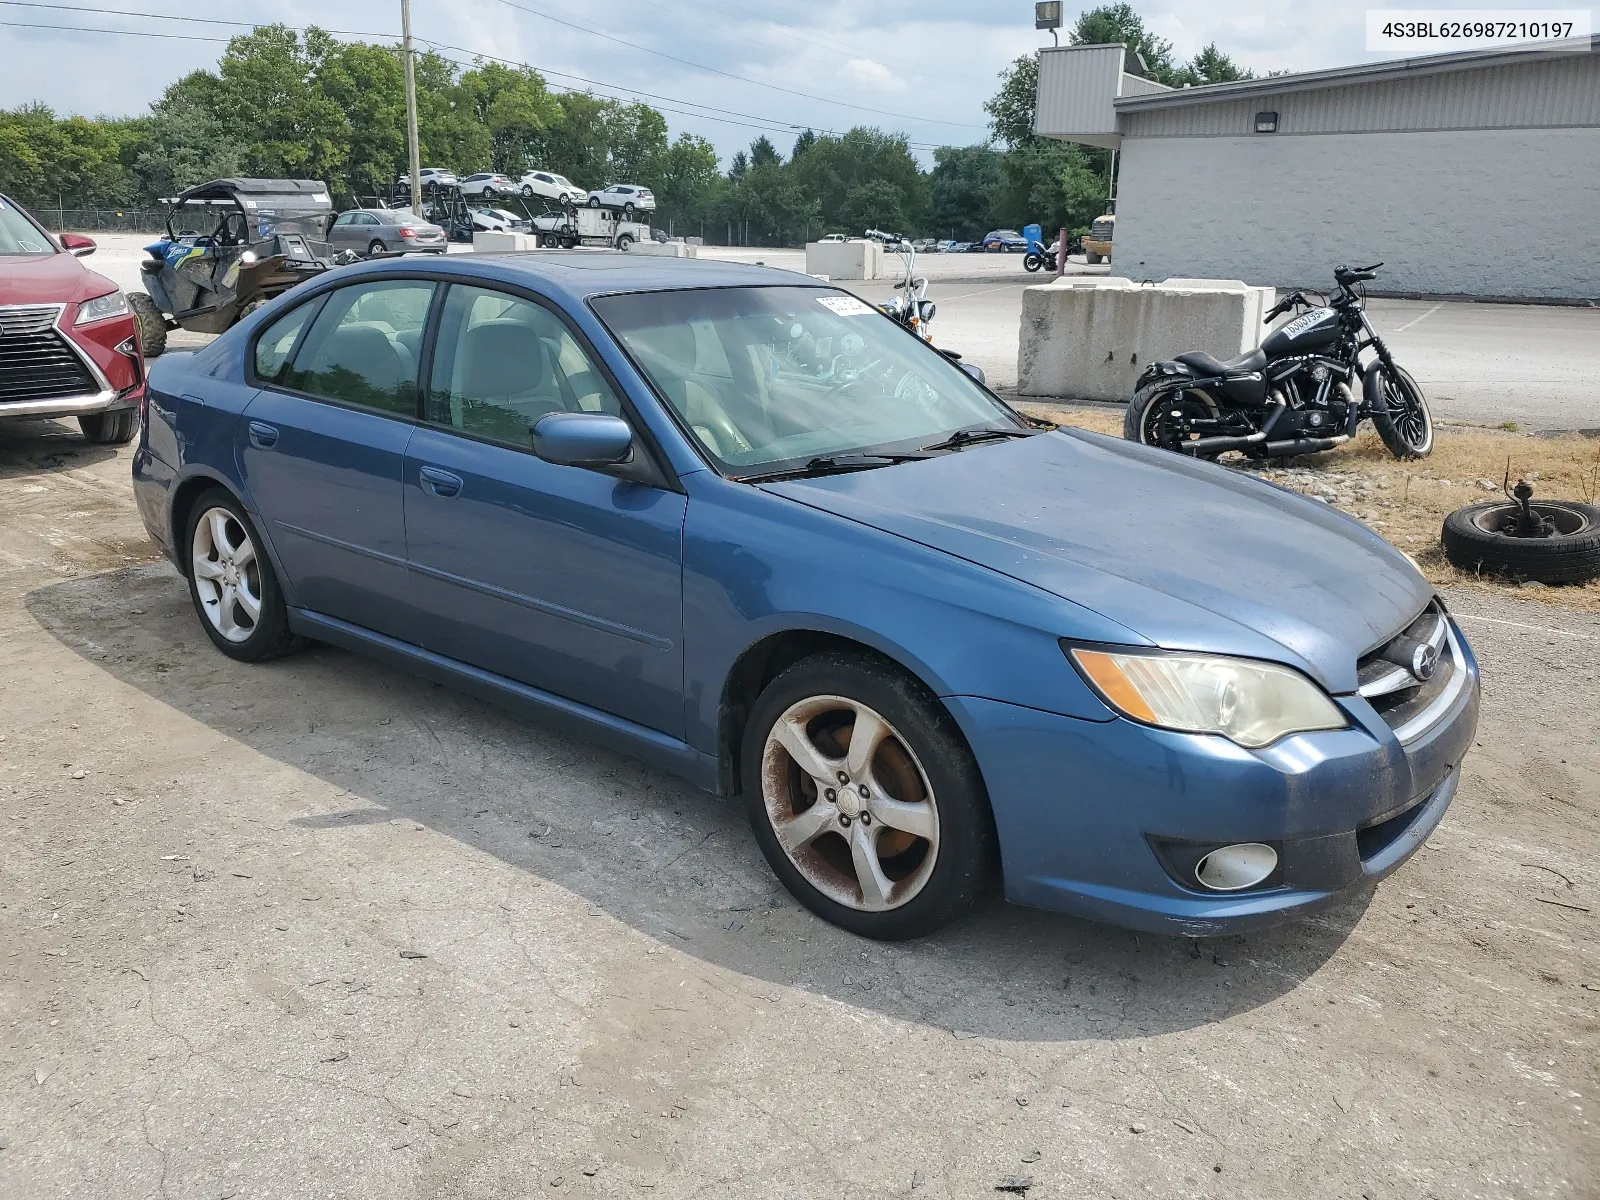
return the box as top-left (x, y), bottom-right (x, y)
top-left (328, 208), bottom-right (448, 257)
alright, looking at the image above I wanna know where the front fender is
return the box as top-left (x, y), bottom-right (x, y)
top-left (1362, 359), bottom-right (1387, 413)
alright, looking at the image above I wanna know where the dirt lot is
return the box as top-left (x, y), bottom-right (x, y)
top-left (1, 417), bottom-right (1596, 1199)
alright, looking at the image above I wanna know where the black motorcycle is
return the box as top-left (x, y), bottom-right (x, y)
top-left (1124, 263), bottom-right (1433, 461)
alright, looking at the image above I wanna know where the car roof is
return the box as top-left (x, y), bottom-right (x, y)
top-left (333, 253), bottom-right (823, 303)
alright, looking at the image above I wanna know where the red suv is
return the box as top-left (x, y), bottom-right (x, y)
top-left (0, 193), bottom-right (145, 443)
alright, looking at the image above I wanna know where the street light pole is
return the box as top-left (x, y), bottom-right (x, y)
top-left (401, 0), bottom-right (422, 213)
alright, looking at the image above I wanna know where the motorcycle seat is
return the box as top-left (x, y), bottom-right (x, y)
top-left (1176, 347), bottom-right (1266, 377)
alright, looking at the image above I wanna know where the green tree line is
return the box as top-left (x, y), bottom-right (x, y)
top-left (0, 6), bottom-right (1257, 243)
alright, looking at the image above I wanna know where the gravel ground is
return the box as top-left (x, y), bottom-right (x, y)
top-left (1, 414), bottom-right (1596, 1200)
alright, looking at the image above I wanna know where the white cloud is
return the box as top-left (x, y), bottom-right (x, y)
top-left (842, 58), bottom-right (906, 92)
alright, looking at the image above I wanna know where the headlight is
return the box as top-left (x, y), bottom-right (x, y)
top-left (1068, 647), bottom-right (1346, 748)
top-left (76, 289), bottom-right (129, 325)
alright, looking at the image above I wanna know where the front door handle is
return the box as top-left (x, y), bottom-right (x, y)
top-left (419, 465), bottom-right (463, 498)
top-left (248, 420), bottom-right (279, 449)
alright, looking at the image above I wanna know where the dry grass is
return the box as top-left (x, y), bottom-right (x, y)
top-left (1016, 400), bottom-right (1600, 615)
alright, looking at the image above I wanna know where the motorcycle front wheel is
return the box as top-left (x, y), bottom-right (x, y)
top-left (1372, 365), bottom-right (1434, 459)
top-left (1023, 253), bottom-right (1044, 273)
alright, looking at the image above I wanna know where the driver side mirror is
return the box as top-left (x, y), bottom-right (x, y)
top-left (59, 232), bottom-right (96, 257)
top-left (531, 412), bottom-right (634, 468)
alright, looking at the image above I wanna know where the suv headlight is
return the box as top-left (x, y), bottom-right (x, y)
top-left (76, 289), bottom-right (130, 325)
top-left (1068, 646), bottom-right (1346, 748)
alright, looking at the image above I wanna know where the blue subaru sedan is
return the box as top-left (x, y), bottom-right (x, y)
top-left (131, 254), bottom-right (1479, 940)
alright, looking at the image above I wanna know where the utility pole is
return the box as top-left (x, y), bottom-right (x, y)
top-left (401, 0), bottom-right (422, 214)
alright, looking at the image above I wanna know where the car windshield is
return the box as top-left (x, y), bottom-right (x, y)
top-left (593, 285), bottom-right (1022, 477)
top-left (553, 176), bottom-right (574, 187)
top-left (0, 196), bottom-right (54, 256)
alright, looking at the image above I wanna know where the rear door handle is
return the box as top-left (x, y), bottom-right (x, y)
top-left (248, 420), bottom-right (279, 449)
top-left (419, 465), bottom-right (463, 498)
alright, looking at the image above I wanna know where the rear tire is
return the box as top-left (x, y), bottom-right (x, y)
top-left (740, 652), bottom-right (997, 940)
top-left (128, 291), bottom-right (166, 358)
top-left (1086, 251), bottom-right (1103, 265)
top-left (1023, 253), bottom-right (1044, 273)
top-left (368, 239), bottom-right (386, 256)
top-left (1442, 500), bottom-right (1600, 584)
top-left (1372, 364), bottom-right (1433, 459)
top-left (78, 410), bottom-right (137, 444)
top-left (183, 488), bottom-right (302, 662)
top-left (1124, 379), bottom-right (1222, 460)
top-left (521, 185), bottom-right (534, 198)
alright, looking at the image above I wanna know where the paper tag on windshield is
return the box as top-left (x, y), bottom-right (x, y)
top-left (816, 295), bottom-right (874, 316)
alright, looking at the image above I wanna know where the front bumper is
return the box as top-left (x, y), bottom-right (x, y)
top-left (948, 618), bottom-right (1480, 935)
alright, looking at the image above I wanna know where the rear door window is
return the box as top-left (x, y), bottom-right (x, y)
top-left (280, 280), bottom-right (435, 416)
top-left (253, 298), bottom-right (322, 382)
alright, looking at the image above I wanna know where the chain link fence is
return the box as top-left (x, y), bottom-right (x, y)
top-left (27, 207), bottom-right (167, 234)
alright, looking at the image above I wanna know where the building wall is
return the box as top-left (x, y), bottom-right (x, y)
top-left (1119, 53), bottom-right (1600, 138)
top-left (1114, 126), bottom-right (1600, 300)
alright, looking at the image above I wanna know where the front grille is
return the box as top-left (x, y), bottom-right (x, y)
top-left (1358, 602), bottom-right (1460, 739)
top-left (0, 305), bottom-right (97, 404)
top-left (1090, 220), bottom-right (1114, 240)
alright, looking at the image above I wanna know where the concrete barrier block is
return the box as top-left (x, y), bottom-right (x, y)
top-left (472, 231), bottom-right (539, 253)
top-left (804, 240), bottom-right (880, 280)
top-left (625, 240), bottom-right (697, 257)
top-left (1017, 277), bottom-right (1276, 402)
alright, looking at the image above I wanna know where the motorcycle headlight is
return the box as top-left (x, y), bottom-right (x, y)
top-left (1068, 646), bottom-right (1346, 748)
top-left (918, 300), bottom-right (936, 321)
top-left (76, 289), bottom-right (130, 325)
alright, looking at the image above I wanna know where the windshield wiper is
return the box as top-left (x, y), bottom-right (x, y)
top-left (920, 425), bottom-right (1034, 453)
top-left (742, 452), bottom-right (930, 483)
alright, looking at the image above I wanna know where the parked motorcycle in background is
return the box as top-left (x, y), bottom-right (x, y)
top-left (865, 228), bottom-right (936, 343)
top-left (1124, 263), bottom-right (1434, 461)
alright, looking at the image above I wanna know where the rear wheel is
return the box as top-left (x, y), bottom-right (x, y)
top-left (368, 239), bottom-right (386, 256)
top-left (521, 184), bottom-right (535, 198)
top-left (741, 652), bottom-right (997, 940)
top-left (183, 489), bottom-right (301, 662)
top-left (1086, 251), bottom-right (1103, 264)
top-left (1023, 252), bottom-right (1044, 273)
top-left (1125, 380), bottom-right (1223, 460)
top-left (1372, 364), bottom-right (1433, 459)
top-left (78, 410), bottom-right (137, 444)
top-left (127, 291), bottom-right (166, 358)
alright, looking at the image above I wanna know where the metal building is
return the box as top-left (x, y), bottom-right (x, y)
top-left (1034, 39), bottom-right (1600, 301)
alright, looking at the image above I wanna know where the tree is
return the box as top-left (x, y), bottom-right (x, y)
top-left (1173, 42), bottom-right (1255, 87)
top-left (1069, 3), bottom-right (1179, 84)
top-left (983, 56), bottom-right (1111, 234)
top-left (455, 61), bottom-right (561, 177)
top-left (789, 127), bottom-right (928, 237)
top-left (930, 145), bottom-right (1004, 240)
top-left (749, 136), bottom-right (781, 169)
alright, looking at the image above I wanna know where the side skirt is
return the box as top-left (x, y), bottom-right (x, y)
top-left (288, 608), bottom-right (719, 793)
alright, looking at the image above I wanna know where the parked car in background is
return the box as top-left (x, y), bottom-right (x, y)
top-left (911, 238), bottom-right (937, 251)
top-left (328, 209), bottom-right (447, 257)
top-left (0, 192), bottom-right (144, 443)
top-left (459, 173), bottom-right (516, 199)
top-left (586, 184), bottom-right (656, 215)
top-left (817, 233), bottom-right (848, 243)
top-left (472, 208), bottom-right (531, 234)
top-left (132, 254), bottom-right (1478, 942)
top-left (518, 171), bottom-right (585, 205)
top-left (1084, 214), bottom-right (1115, 263)
top-left (395, 167), bottom-right (458, 193)
top-left (982, 229), bottom-right (1028, 252)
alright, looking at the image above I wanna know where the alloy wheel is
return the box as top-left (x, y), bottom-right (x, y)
top-left (760, 695), bottom-right (940, 912)
top-left (1384, 368), bottom-right (1432, 452)
top-left (190, 506), bottom-right (262, 644)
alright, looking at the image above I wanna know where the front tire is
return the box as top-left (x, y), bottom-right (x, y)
top-left (128, 291), bottom-right (166, 358)
top-left (587, 196), bottom-right (600, 208)
top-left (183, 489), bottom-right (301, 662)
top-left (78, 410), bottom-right (137, 444)
top-left (1372, 364), bottom-right (1433, 459)
top-left (741, 652), bottom-right (997, 940)
top-left (1085, 251), bottom-right (1103, 264)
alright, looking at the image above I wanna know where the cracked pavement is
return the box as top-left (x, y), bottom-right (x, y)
top-left (1, 415), bottom-right (1596, 1198)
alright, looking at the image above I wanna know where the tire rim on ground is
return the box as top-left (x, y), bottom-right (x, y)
top-left (761, 695), bottom-right (940, 912)
top-left (191, 507), bottom-right (262, 643)
top-left (1470, 502), bottom-right (1592, 537)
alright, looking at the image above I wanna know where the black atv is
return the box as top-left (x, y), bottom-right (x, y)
top-left (130, 178), bottom-right (346, 356)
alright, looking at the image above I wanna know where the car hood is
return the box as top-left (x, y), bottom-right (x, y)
top-left (0, 251), bottom-right (115, 307)
top-left (759, 429), bottom-right (1431, 694)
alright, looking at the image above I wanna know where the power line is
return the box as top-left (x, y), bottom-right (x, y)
top-left (479, 0), bottom-right (986, 131)
top-left (0, 0), bottom-right (398, 39)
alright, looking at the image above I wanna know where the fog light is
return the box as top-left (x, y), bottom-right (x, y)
top-left (1195, 843), bottom-right (1278, 891)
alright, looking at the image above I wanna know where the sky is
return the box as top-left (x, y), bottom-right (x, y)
top-left (0, 1), bottom-right (1578, 166)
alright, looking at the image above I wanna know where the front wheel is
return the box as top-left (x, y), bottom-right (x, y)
top-left (184, 489), bottom-right (302, 662)
top-left (587, 196), bottom-right (600, 208)
top-left (741, 653), bottom-right (997, 940)
top-left (78, 410), bottom-right (138, 444)
top-left (1372, 364), bottom-right (1433, 459)
top-left (127, 291), bottom-right (166, 358)
top-left (1022, 252), bottom-right (1043, 273)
